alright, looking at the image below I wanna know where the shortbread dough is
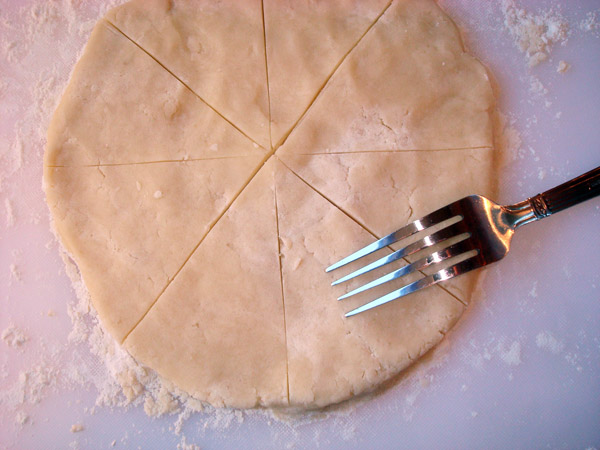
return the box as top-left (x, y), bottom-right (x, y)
top-left (44, 0), bottom-right (496, 409)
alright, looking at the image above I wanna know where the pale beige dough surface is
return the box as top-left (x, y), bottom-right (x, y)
top-left (44, 0), bottom-right (497, 409)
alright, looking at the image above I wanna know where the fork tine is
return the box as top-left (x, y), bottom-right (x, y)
top-left (325, 204), bottom-right (457, 272)
top-left (337, 238), bottom-right (473, 300)
top-left (344, 253), bottom-right (482, 317)
top-left (331, 220), bottom-right (467, 286)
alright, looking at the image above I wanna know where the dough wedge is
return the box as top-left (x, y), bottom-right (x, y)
top-left (280, 0), bottom-right (494, 154)
top-left (275, 160), bottom-right (465, 408)
top-left (124, 159), bottom-right (288, 408)
top-left (106, 0), bottom-right (270, 149)
top-left (264, 0), bottom-right (390, 146)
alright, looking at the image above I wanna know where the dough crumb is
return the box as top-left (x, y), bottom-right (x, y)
top-left (529, 76), bottom-right (548, 96)
top-left (579, 11), bottom-right (600, 34)
top-left (177, 436), bottom-right (201, 450)
top-left (70, 423), bottom-right (84, 433)
top-left (528, 281), bottom-right (538, 298)
top-left (556, 60), bottom-right (570, 73)
top-left (565, 352), bottom-right (583, 372)
top-left (10, 264), bottom-right (22, 282)
top-left (536, 331), bottom-right (564, 354)
top-left (470, 411), bottom-right (479, 418)
top-left (153, 190), bottom-right (163, 199)
top-left (501, 0), bottom-right (568, 67)
top-left (12, 365), bottom-right (58, 405)
top-left (209, 143), bottom-right (218, 152)
top-left (2, 325), bottom-right (28, 347)
top-left (5, 198), bottom-right (15, 227)
top-left (499, 341), bottom-right (522, 366)
top-left (537, 168), bottom-right (546, 180)
top-left (15, 411), bottom-right (29, 426)
top-left (495, 112), bottom-right (522, 166)
top-left (135, 181), bottom-right (142, 191)
top-left (143, 386), bottom-right (179, 417)
top-left (11, 135), bottom-right (24, 172)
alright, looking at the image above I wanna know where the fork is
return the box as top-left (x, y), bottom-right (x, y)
top-left (326, 166), bottom-right (600, 317)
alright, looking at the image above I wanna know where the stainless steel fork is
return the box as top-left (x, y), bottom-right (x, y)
top-left (327, 166), bottom-right (600, 317)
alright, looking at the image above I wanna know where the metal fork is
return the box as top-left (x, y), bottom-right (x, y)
top-left (327, 166), bottom-right (600, 317)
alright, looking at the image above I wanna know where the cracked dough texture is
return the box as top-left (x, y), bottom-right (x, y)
top-left (44, 0), bottom-right (496, 409)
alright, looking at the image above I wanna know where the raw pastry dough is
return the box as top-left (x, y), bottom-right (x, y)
top-left (44, 0), bottom-right (497, 409)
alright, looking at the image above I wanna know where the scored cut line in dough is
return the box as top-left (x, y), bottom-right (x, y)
top-left (260, 0), bottom-right (273, 150)
top-left (292, 146), bottom-right (494, 156)
top-left (274, 183), bottom-right (291, 405)
top-left (278, 147), bottom-right (497, 306)
top-left (45, 20), bottom-right (268, 169)
top-left (46, 155), bottom-right (260, 168)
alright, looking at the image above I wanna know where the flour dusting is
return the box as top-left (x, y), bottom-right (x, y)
top-left (579, 11), bottom-right (600, 35)
top-left (1, 0), bottom-right (598, 448)
top-left (495, 112), bottom-right (522, 166)
top-left (536, 331), bottom-right (564, 354)
top-left (501, 0), bottom-right (568, 66)
top-left (2, 326), bottom-right (28, 348)
top-left (499, 341), bottom-right (522, 366)
top-left (459, 335), bottom-right (524, 370)
top-left (4, 198), bottom-right (15, 227)
top-left (556, 60), bottom-right (570, 73)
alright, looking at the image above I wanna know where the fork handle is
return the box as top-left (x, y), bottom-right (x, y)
top-left (529, 166), bottom-right (600, 219)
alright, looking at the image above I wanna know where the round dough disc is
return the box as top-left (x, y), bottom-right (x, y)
top-left (44, 0), bottom-right (496, 409)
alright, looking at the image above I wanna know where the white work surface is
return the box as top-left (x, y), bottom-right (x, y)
top-left (1, 1), bottom-right (599, 448)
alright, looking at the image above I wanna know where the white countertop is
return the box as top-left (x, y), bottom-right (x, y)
top-left (1, 1), bottom-right (599, 448)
